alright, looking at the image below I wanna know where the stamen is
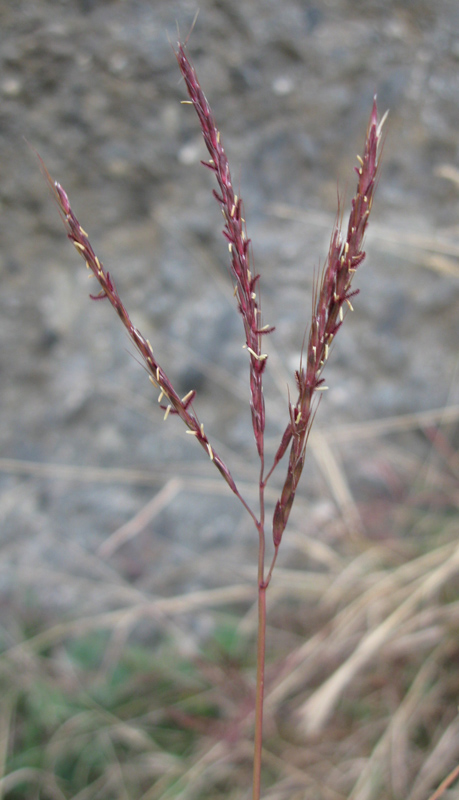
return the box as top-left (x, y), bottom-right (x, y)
top-left (163, 405), bottom-right (171, 421)
top-left (246, 346), bottom-right (267, 361)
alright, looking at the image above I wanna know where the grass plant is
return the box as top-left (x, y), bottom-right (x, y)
top-left (2, 33), bottom-right (458, 800)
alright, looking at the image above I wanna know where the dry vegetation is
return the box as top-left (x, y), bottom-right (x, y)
top-left (0, 401), bottom-right (458, 800)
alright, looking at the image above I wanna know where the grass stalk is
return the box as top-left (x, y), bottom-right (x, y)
top-left (39, 36), bottom-right (385, 799)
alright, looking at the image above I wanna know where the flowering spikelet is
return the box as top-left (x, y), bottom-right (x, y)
top-left (272, 99), bottom-right (386, 546)
top-left (175, 42), bottom-right (274, 458)
top-left (37, 154), bottom-right (237, 495)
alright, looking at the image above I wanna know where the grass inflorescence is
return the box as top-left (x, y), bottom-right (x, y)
top-left (6, 29), bottom-right (457, 800)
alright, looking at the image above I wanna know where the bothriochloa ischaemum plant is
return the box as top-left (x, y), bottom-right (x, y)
top-left (40, 38), bottom-right (385, 800)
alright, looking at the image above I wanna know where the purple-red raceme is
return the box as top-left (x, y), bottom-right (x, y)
top-left (272, 98), bottom-right (386, 546)
top-left (38, 155), bottom-right (238, 496)
top-left (175, 43), bottom-right (274, 459)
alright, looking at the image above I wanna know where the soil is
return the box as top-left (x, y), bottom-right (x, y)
top-left (1, 0), bottom-right (459, 625)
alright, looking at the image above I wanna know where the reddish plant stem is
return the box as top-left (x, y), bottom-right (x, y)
top-left (253, 459), bottom-right (266, 800)
top-left (253, 573), bottom-right (266, 800)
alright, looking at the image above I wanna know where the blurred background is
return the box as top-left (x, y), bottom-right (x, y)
top-left (1, 0), bottom-right (459, 798)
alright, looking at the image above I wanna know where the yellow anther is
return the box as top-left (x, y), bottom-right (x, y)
top-left (207, 443), bottom-right (214, 460)
top-left (356, 154), bottom-right (364, 166)
top-left (79, 225), bottom-right (89, 237)
top-left (346, 298), bottom-right (354, 311)
top-left (181, 390), bottom-right (194, 404)
top-left (186, 429), bottom-right (198, 436)
top-left (228, 242), bottom-right (233, 253)
top-left (246, 346), bottom-right (267, 361)
top-left (158, 390), bottom-right (165, 404)
top-left (200, 423), bottom-right (205, 437)
top-left (339, 305), bottom-right (344, 322)
top-left (146, 339), bottom-right (153, 353)
top-left (163, 405), bottom-right (171, 421)
top-left (73, 241), bottom-right (86, 251)
top-left (315, 385), bottom-right (329, 391)
top-left (180, 100), bottom-right (193, 104)
top-left (156, 367), bottom-right (160, 382)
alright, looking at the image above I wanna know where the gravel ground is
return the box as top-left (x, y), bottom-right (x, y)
top-left (1, 0), bottom-right (459, 623)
